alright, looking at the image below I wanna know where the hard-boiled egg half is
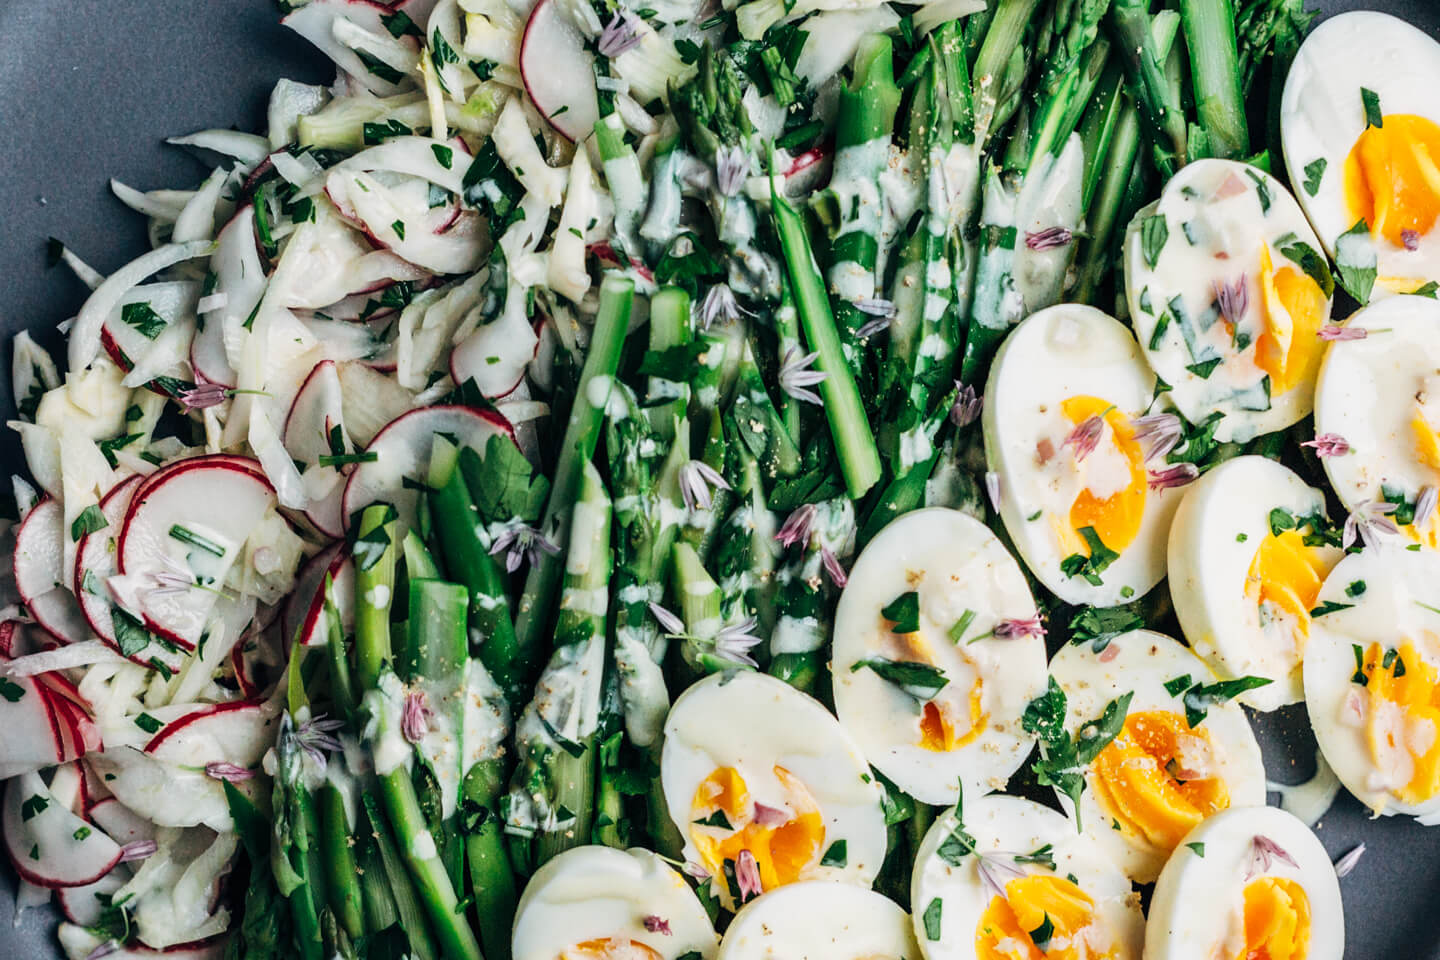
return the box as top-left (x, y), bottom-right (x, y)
top-left (1124, 159), bottom-right (1333, 442)
top-left (1168, 456), bottom-right (1344, 710)
top-left (717, 880), bottom-right (920, 960)
top-left (910, 794), bottom-right (1143, 960)
top-left (831, 508), bottom-right (1048, 805)
top-left (1047, 631), bottom-right (1267, 883)
top-left (1302, 544), bottom-right (1440, 822)
top-left (1282, 10), bottom-right (1440, 301)
top-left (660, 670), bottom-right (887, 910)
top-left (511, 845), bottom-right (718, 960)
top-left (1146, 806), bottom-right (1343, 960)
top-left (1313, 294), bottom-right (1440, 546)
top-left (984, 304), bottom-right (1182, 607)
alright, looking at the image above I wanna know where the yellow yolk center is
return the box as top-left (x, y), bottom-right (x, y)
top-left (560, 940), bottom-right (664, 960)
top-left (689, 766), bottom-right (825, 891)
top-left (1361, 641), bottom-right (1440, 805)
top-left (975, 875), bottom-right (1115, 960)
top-left (1091, 711), bottom-right (1230, 852)
top-left (891, 628), bottom-right (987, 753)
top-left (1057, 396), bottom-right (1147, 556)
top-left (1256, 245), bottom-right (1326, 395)
top-left (1344, 114), bottom-right (1440, 249)
top-left (1245, 529), bottom-right (1331, 648)
top-left (1235, 876), bottom-right (1311, 960)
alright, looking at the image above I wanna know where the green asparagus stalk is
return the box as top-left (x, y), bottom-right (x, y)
top-left (768, 498), bottom-right (855, 694)
top-left (595, 112), bottom-right (646, 260)
top-left (1109, 0), bottom-right (1188, 175)
top-left (360, 794), bottom-right (440, 960)
top-left (1178, 0), bottom-right (1248, 160)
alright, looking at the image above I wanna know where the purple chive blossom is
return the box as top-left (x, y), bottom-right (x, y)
top-left (402, 691), bottom-right (431, 745)
top-left (853, 297), bottom-right (895, 338)
top-left (597, 12), bottom-right (642, 57)
top-left (1214, 277), bottom-right (1249, 327)
top-left (735, 850), bottom-right (763, 901)
top-left (821, 547), bottom-right (848, 588)
top-left (1319, 324), bottom-right (1367, 342)
top-left (1344, 499), bottom-right (1400, 549)
top-left (648, 601), bottom-right (686, 637)
top-left (84, 944), bottom-right (119, 960)
top-left (854, 314), bottom-right (893, 339)
top-left (975, 851), bottom-right (1025, 899)
top-left (488, 521), bottom-right (561, 574)
top-left (992, 617), bottom-right (1045, 641)
top-left (985, 471), bottom-right (1001, 512)
top-left (682, 860), bottom-right (710, 881)
top-left (1246, 835), bottom-right (1299, 880)
top-left (120, 840), bottom-right (158, 863)
top-left (752, 802), bottom-right (789, 827)
top-left (779, 347), bottom-right (828, 406)
top-left (205, 762), bottom-right (255, 782)
top-left (291, 715), bottom-right (345, 772)
top-left (1130, 413), bottom-right (1183, 463)
top-left (1334, 843), bottom-right (1366, 878)
top-left (1064, 415), bottom-right (1106, 462)
top-left (714, 617), bottom-right (764, 668)
top-left (679, 459), bottom-right (730, 511)
top-left (1024, 227), bottom-right (1073, 251)
top-left (1416, 486), bottom-right (1438, 528)
top-left (714, 145), bottom-right (749, 198)
top-left (701, 283), bottom-right (748, 330)
top-left (177, 382), bottom-right (230, 411)
top-left (950, 382), bottom-right (982, 429)
top-left (643, 915), bottom-right (673, 935)
top-left (1302, 433), bottom-right (1351, 458)
top-left (1403, 229), bottom-right (1422, 252)
top-left (775, 504), bottom-right (817, 549)
top-left (1148, 462), bottom-right (1200, 491)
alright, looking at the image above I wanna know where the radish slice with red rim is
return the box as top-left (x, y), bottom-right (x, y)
top-left (519, 0), bottom-right (600, 142)
top-left (191, 207), bottom-right (266, 388)
top-left (98, 281), bottom-right (199, 378)
top-left (56, 868), bottom-right (128, 926)
top-left (0, 669), bottom-right (69, 779)
top-left (450, 309), bottom-right (538, 399)
top-left (14, 498), bottom-right (92, 645)
top-left (3, 771), bottom-right (122, 889)
top-left (143, 699), bottom-right (281, 769)
top-left (87, 797), bottom-right (157, 848)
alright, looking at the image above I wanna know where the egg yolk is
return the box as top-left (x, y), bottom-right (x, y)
top-left (1057, 396), bottom-right (1147, 556)
top-left (1344, 114), bottom-right (1440, 248)
top-left (1235, 876), bottom-right (1311, 960)
top-left (1245, 529), bottom-right (1331, 648)
top-left (1360, 641), bottom-right (1440, 805)
top-left (893, 628), bottom-right (988, 753)
top-left (1090, 711), bottom-right (1230, 852)
top-left (1255, 245), bottom-right (1326, 395)
top-left (689, 766), bottom-right (825, 892)
top-left (560, 940), bottom-right (664, 960)
top-left (975, 875), bottom-right (1116, 960)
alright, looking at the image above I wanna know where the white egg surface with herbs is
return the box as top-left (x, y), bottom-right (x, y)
top-left (1313, 294), bottom-right (1440, 543)
top-left (983, 304), bottom-right (1182, 607)
top-left (1146, 806), bottom-right (1343, 960)
top-left (1046, 631), bottom-right (1268, 883)
top-left (909, 794), bottom-right (1143, 960)
top-left (660, 670), bottom-right (887, 910)
top-left (1281, 10), bottom-right (1440, 302)
top-left (1168, 456), bottom-right (1343, 710)
top-left (1302, 545), bottom-right (1440, 822)
top-left (1124, 159), bottom-right (1333, 441)
top-left (716, 880), bottom-right (920, 960)
top-left (510, 845), bottom-right (718, 960)
top-left (831, 508), bottom-right (1048, 805)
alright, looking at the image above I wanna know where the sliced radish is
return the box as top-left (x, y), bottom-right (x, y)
top-left (57, 925), bottom-right (227, 960)
top-left (191, 206), bottom-right (266, 388)
top-left (283, 0), bottom-right (420, 98)
top-left (42, 683), bottom-right (103, 758)
top-left (300, 553), bottom-right (355, 648)
top-left (282, 542), bottom-right (344, 646)
top-left (3, 771), bottom-right (122, 888)
top-left (283, 361), bottom-right (349, 537)
top-left (115, 461), bottom-right (277, 650)
top-left (143, 699), bottom-right (281, 768)
top-left (520, 0), bottom-right (599, 141)
top-left (14, 498), bottom-right (92, 644)
top-left (84, 747), bottom-right (233, 832)
top-left (450, 309), bottom-right (537, 398)
top-left (341, 405), bottom-right (514, 532)
top-left (88, 798), bottom-right (157, 848)
top-left (57, 868), bottom-right (129, 926)
top-left (99, 281), bottom-right (199, 376)
top-left (337, 360), bottom-right (418, 445)
top-left (0, 671), bottom-right (67, 778)
top-left (326, 170), bottom-right (486, 275)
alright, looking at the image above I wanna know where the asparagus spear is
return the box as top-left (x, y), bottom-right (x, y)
top-left (1109, 0), bottom-right (1188, 175)
top-left (1178, 0), bottom-right (1248, 160)
top-left (768, 498), bottom-right (856, 694)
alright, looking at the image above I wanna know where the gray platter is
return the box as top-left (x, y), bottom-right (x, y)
top-left (1, 0), bottom-right (1438, 957)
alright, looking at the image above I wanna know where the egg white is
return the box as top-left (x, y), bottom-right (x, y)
top-left (984, 304), bottom-right (1180, 607)
top-left (717, 880), bottom-right (919, 960)
top-left (831, 508), bottom-right (1047, 804)
top-left (1168, 455), bottom-right (1342, 710)
top-left (660, 670), bottom-right (888, 908)
top-left (511, 845), bottom-right (718, 960)
top-left (909, 794), bottom-right (1143, 960)
top-left (1124, 159), bottom-right (1333, 441)
top-left (1048, 631), bottom-right (1267, 883)
top-left (1146, 806), bottom-right (1343, 960)
top-left (1302, 544), bottom-right (1440, 821)
top-left (1281, 10), bottom-right (1440, 300)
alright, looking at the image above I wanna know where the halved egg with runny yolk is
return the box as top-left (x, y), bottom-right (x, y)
top-left (976, 875), bottom-right (1119, 960)
top-left (1091, 711), bottom-right (1231, 854)
top-left (561, 941), bottom-right (664, 960)
top-left (1255, 245), bottom-right (1327, 396)
top-left (1344, 114), bottom-right (1440, 251)
top-left (1237, 876), bottom-right (1311, 960)
top-left (1245, 528), bottom-right (1330, 650)
top-left (690, 766), bottom-right (825, 891)
top-left (1361, 640), bottom-right (1440, 806)
top-left (1055, 395), bottom-right (1147, 558)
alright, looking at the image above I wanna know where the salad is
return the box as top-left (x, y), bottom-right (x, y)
top-left (3, 0), bottom-right (1437, 958)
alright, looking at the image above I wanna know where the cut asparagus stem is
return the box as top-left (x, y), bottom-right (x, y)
top-left (463, 757), bottom-right (517, 960)
top-left (646, 286), bottom-right (692, 402)
top-left (1109, 0), bottom-right (1187, 175)
top-left (513, 275), bottom-right (633, 692)
top-left (354, 504), bottom-right (400, 691)
top-left (673, 541), bottom-right (724, 674)
top-left (361, 793), bottom-right (440, 960)
top-left (318, 782), bottom-right (365, 943)
top-left (1179, 0), bottom-right (1248, 160)
top-left (969, 0), bottom-right (1045, 145)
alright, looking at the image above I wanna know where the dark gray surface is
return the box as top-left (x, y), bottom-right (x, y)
top-left (2, 1), bottom-right (1439, 957)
